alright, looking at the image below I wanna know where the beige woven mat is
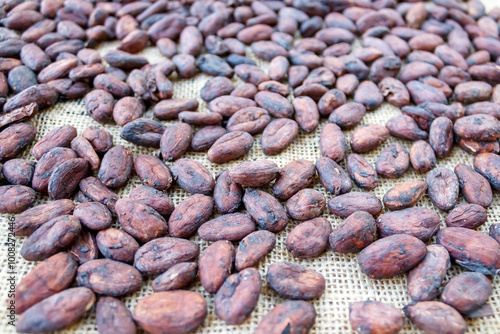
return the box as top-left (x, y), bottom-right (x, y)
top-left (2, 1), bottom-right (500, 333)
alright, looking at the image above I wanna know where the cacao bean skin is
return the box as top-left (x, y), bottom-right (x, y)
top-left (116, 198), bottom-right (167, 243)
top-left (134, 154), bottom-right (172, 191)
top-left (441, 272), bottom-right (492, 315)
top-left (168, 194), bottom-right (213, 238)
top-left (376, 207), bottom-right (440, 241)
top-left (76, 259), bottom-right (142, 297)
top-left (133, 291), bottom-right (207, 334)
top-left (273, 159), bottom-right (316, 201)
top-left (0, 123), bottom-right (36, 162)
top-left (171, 158), bottom-right (214, 195)
top-left (473, 153), bottom-right (500, 191)
top-left (0, 185), bottom-right (35, 214)
top-left (286, 189), bottom-right (326, 221)
top-left (96, 297), bottom-right (136, 334)
top-left (98, 145), bottom-right (133, 189)
top-left (14, 252), bottom-right (77, 314)
top-left (134, 237), bottom-right (200, 276)
top-left (315, 157), bottom-right (352, 195)
top-left (429, 117), bottom-right (453, 158)
top-left (328, 192), bottom-right (383, 218)
top-left (358, 234), bottom-right (427, 279)
top-left (346, 153), bottom-right (378, 190)
top-left (382, 181), bottom-right (427, 211)
top-left (15, 199), bottom-right (75, 237)
top-left (48, 158), bottom-right (89, 200)
top-left (267, 261), bottom-right (325, 300)
top-left (287, 218), bottom-right (332, 258)
top-left (96, 228), bottom-right (139, 264)
top-left (490, 224), bottom-right (500, 244)
top-left (208, 131), bottom-right (254, 163)
top-left (455, 163), bottom-right (493, 208)
top-left (235, 230), bottom-right (276, 271)
top-left (152, 262), bottom-right (198, 292)
top-left (229, 160), bottom-right (279, 188)
top-left (376, 143), bottom-right (410, 179)
top-left (410, 140), bottom-right (436, 173)
top-left (426, 167), bottom-right (459, 211)
top-left (199, 240), bottom-right (235, 294)
top-left (215, 268), bottom-right (262, 325)
top-left (198, 213), bottom-right (255, 242)
top-left (16, 288), bottom-right (95, 333)
top-left (407, 244), bottom-right (450, 302)
top-left (445, 204), bottom-right (487, 229)
top-left (254, 301), bottom-right (316, 334)
top-left (349, 301), bottom-right (404, 334)
top-left (350, 124), bottom-right (389, 153)
top-left (330, 211), bottom-right (376, 254)
top-left (437, 227), bottom-right (500, 276)
top-left (20, 215), bottom-right (81, 261)
top-left (320, 122), bottom-right (348, 162)
top-left (214, 170), bottom-right (243, 214)
top-left (243, 188), bottom-right (288, 233)
top-left (404, 301), bottom-right (467, 334)
top-left (261, 118), bottom-right (299, 156)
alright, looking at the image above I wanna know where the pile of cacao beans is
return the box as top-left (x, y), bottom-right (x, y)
top-left (1, 0), bottom-right (500, 333)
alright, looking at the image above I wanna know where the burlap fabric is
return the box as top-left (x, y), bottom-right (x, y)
top-left (1, 1), bottom-right (500, 333)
